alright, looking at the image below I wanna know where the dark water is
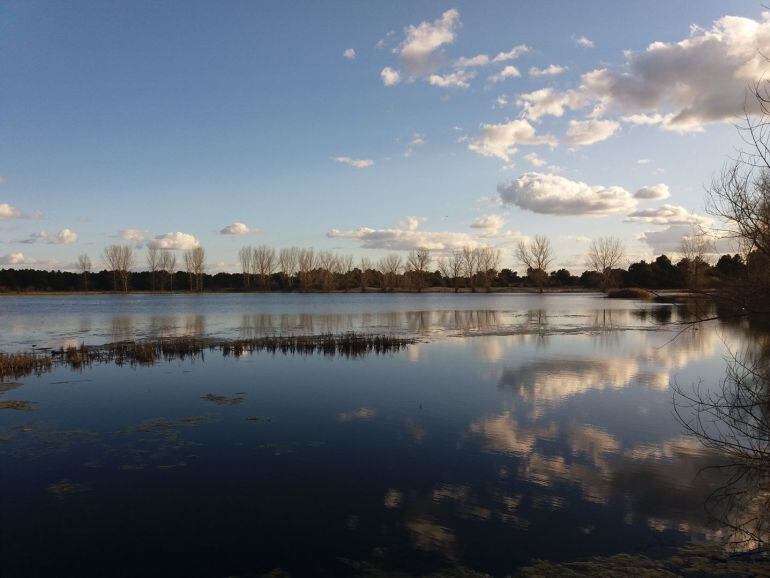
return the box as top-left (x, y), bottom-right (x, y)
top-left (0, 294), bottom-right (750, 576)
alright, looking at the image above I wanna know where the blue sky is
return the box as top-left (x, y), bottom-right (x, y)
top-left (1, 1), bottom-right (767, 272)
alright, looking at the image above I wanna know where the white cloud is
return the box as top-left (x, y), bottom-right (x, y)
top-left (529, 64), bottom-right (567, 77)
top-left (498, 172), bottom-right (637, 216)
top-left (492, 44), bottom-right (530, 63)
top-left (334, 156), bottom-right (374, 168)
top-left (488, 65), bottom-right (521, 82)
top-left (220, 222), bottom-right (258, 235)
top-left (516, 88), bottom-right (587, 121)
top-left (454, 54), bottom-right (489, 68)
top-left (637, 158), bottom-right (652, 164)
top-left (428, 69), bottom-right (475, 88)
top-left (565, 118), bottom-right (620, 145)
top-left (397, 8), bottom-right (460, 76)
top-left (638, 225), bottom-right (692, 254)
top-left (581, 14), bottom-right (770, 131)
top-left (523, 152), bottom-right (547, 167)
top-left (634, 183), bottom-right (670, 200)
top-left (470, 213), bottom-right (505, 233)
top-left (468, 120), bottom-right (557, 162)
top-left (0, 252), bottom-right (28, 265)
top-left (404, 134), bottom-right (426, 157)
top-left (0, 203), bottom-right (22, 220)
top-left (624, 204), bottom-right (710, 226)
top-left (328, 224), bottom-right (482, 251)
top-left (21, 228), bottom-right (78, 245)
top-left (380, 67), bottom-right (401, 86)
top-left (119, 228), bottom-right (146, 243)
top-left (343, 48), bottom-right (356, 60)
top-left (148, 232), bottom-right (200, 251)
top-left (397, 216), bottom-right (424, 231)
top-left (575, 36), bottom-right (595, 48)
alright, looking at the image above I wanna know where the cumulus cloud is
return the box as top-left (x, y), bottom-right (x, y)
top-left (327, 223), bottom-right (482, 251)
top-left (582, 14), bottom-right (770, 131)
top-left (119, 228), bottom-right (146, 244)
top-left (220, 222), bottom-right (258, 235)
top-left (624, 204), bottom-right (710, 226)
top-left (498, 172), bottom-right (637, 216)
top-left (381, 67), bottom-right (401, 86)
top-left (470, 213), bottom-right (505, 233)
top-left (638, 225), bottom-right (693, 254)
top-left (343, 48), bottom-right (356, 60)
top-left (334, 156), bottom-right (374, 168)
top-left (148, 232), bottom-right (200, 250)
top-left (575, 36), bottom-right (595, 48)
top-left (397, 8), bottom-right (460, 76)
top-left (488, 65), bottom-right (521, 83)
top-left (428, 70), bottom-right (475, 88)
top-left (0, 252), bottom-right (29, 265)
top-left (634, 183), bottom-right (670, 200)
top-left (529, 64), bottom-right (567, 77)
top-left (20, 228), bottom-right (78, 245)
top-left (397, 216), bottom-right (424, 230)
top-left (516, 88), bottom-right (587, 121)
top-left (566, 118), bottom-right (620, 145)
top-left (454, 54), bottom-right (489, 68)
top-left (492, 44), bottom-right (530, 63)
top-left (468, 120), bottom-right (557, 162)
top-left (523, 152), bottom-right (547, 167)
top-left (0, 203), bottom-right (22, 220)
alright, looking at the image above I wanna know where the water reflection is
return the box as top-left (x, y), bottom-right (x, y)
top-left (0, 295), bottom-right (763, 576)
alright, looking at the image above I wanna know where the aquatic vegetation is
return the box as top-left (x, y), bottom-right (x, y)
top-left (0, 352), bottom-right (52, 381)
top-left (0, 400), bottom-right (35, 411)
top-left (202, 393), bottom-right (244, 405)
top-left (0, 333), bottom-right (414, 381)
top-left (45, 480), bottom-right (89, 498)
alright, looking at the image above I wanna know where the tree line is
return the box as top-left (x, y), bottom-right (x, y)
top-left (0, 239), bottom-right (756, 294)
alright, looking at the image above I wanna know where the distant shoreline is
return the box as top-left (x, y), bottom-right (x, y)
top-left (0, 287), bottom-right (604, 297)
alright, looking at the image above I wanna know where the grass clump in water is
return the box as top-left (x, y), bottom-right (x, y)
top-left (0, 333), bottom-right (414, 380)
top-left (0, 399), bottom-right (35, 411)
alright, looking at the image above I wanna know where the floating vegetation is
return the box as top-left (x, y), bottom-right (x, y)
top-left (0, 400), bottom-right (35, 411)
top-left (45, 479), bottom-right (89, 498)
top-left (0, 333), bottom-right (414, 381)
top-left (202, 393), bottom-right (244, 406)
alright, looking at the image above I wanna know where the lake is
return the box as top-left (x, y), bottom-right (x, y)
top-left (0, 293), bottom-right (755, 576)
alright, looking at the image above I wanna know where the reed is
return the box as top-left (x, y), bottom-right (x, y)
top-left (1, 333), bottom-right (414, 381)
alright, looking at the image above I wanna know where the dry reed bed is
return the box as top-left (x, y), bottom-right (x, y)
top-left (0, 333), bottom-right (414, 381)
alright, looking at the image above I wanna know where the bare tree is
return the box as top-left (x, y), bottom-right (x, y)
top-left (238, 246), bottom-right (253, 290)
top-left (278, 247), bottom-right (299, 291)
top-left (297, 248), bottom-right (316, 292)
top-left (707, 81), bottom-right (770, 313)
top-left (586, 236), bottom-right (626, 291)
top-left (159, 251), bottom-right (177, 292)
top-left (103, 244), bottom-right (134, 293)
top-left (680, 229), bottom-right (715, 289)
top-left (379, 254), bottom-right (402, 292)
top-left (338, 254), bottom-right (354, 291)
top-left (146, 247), bottom-right (160, 292)
top-left (438, 251), bottom-right (464, 292)
top-left (359, 256), bottom-right (372, 292)
top-left (253, 245), bottom-right (275, 291)
top-left (476, 247), bottom-right (501, 292)
top-left (406, 247), bottom-right (431, 292)
top-left (184, 246), bottom-right (205, 292)
top-left (516, 236), bottom-right (553, 293)
top-left (77, 254), bottom-right (92, 291)
top-left (461, 246), bottom-right (479, 292)
top-left (316, 250), bottom-right (338, 292)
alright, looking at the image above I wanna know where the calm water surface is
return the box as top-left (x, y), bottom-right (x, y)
top-left (0, 294), bottom-right (751, 576)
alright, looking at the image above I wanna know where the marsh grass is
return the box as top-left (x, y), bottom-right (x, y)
top-left (0, 333), bottom-right (414, 381)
